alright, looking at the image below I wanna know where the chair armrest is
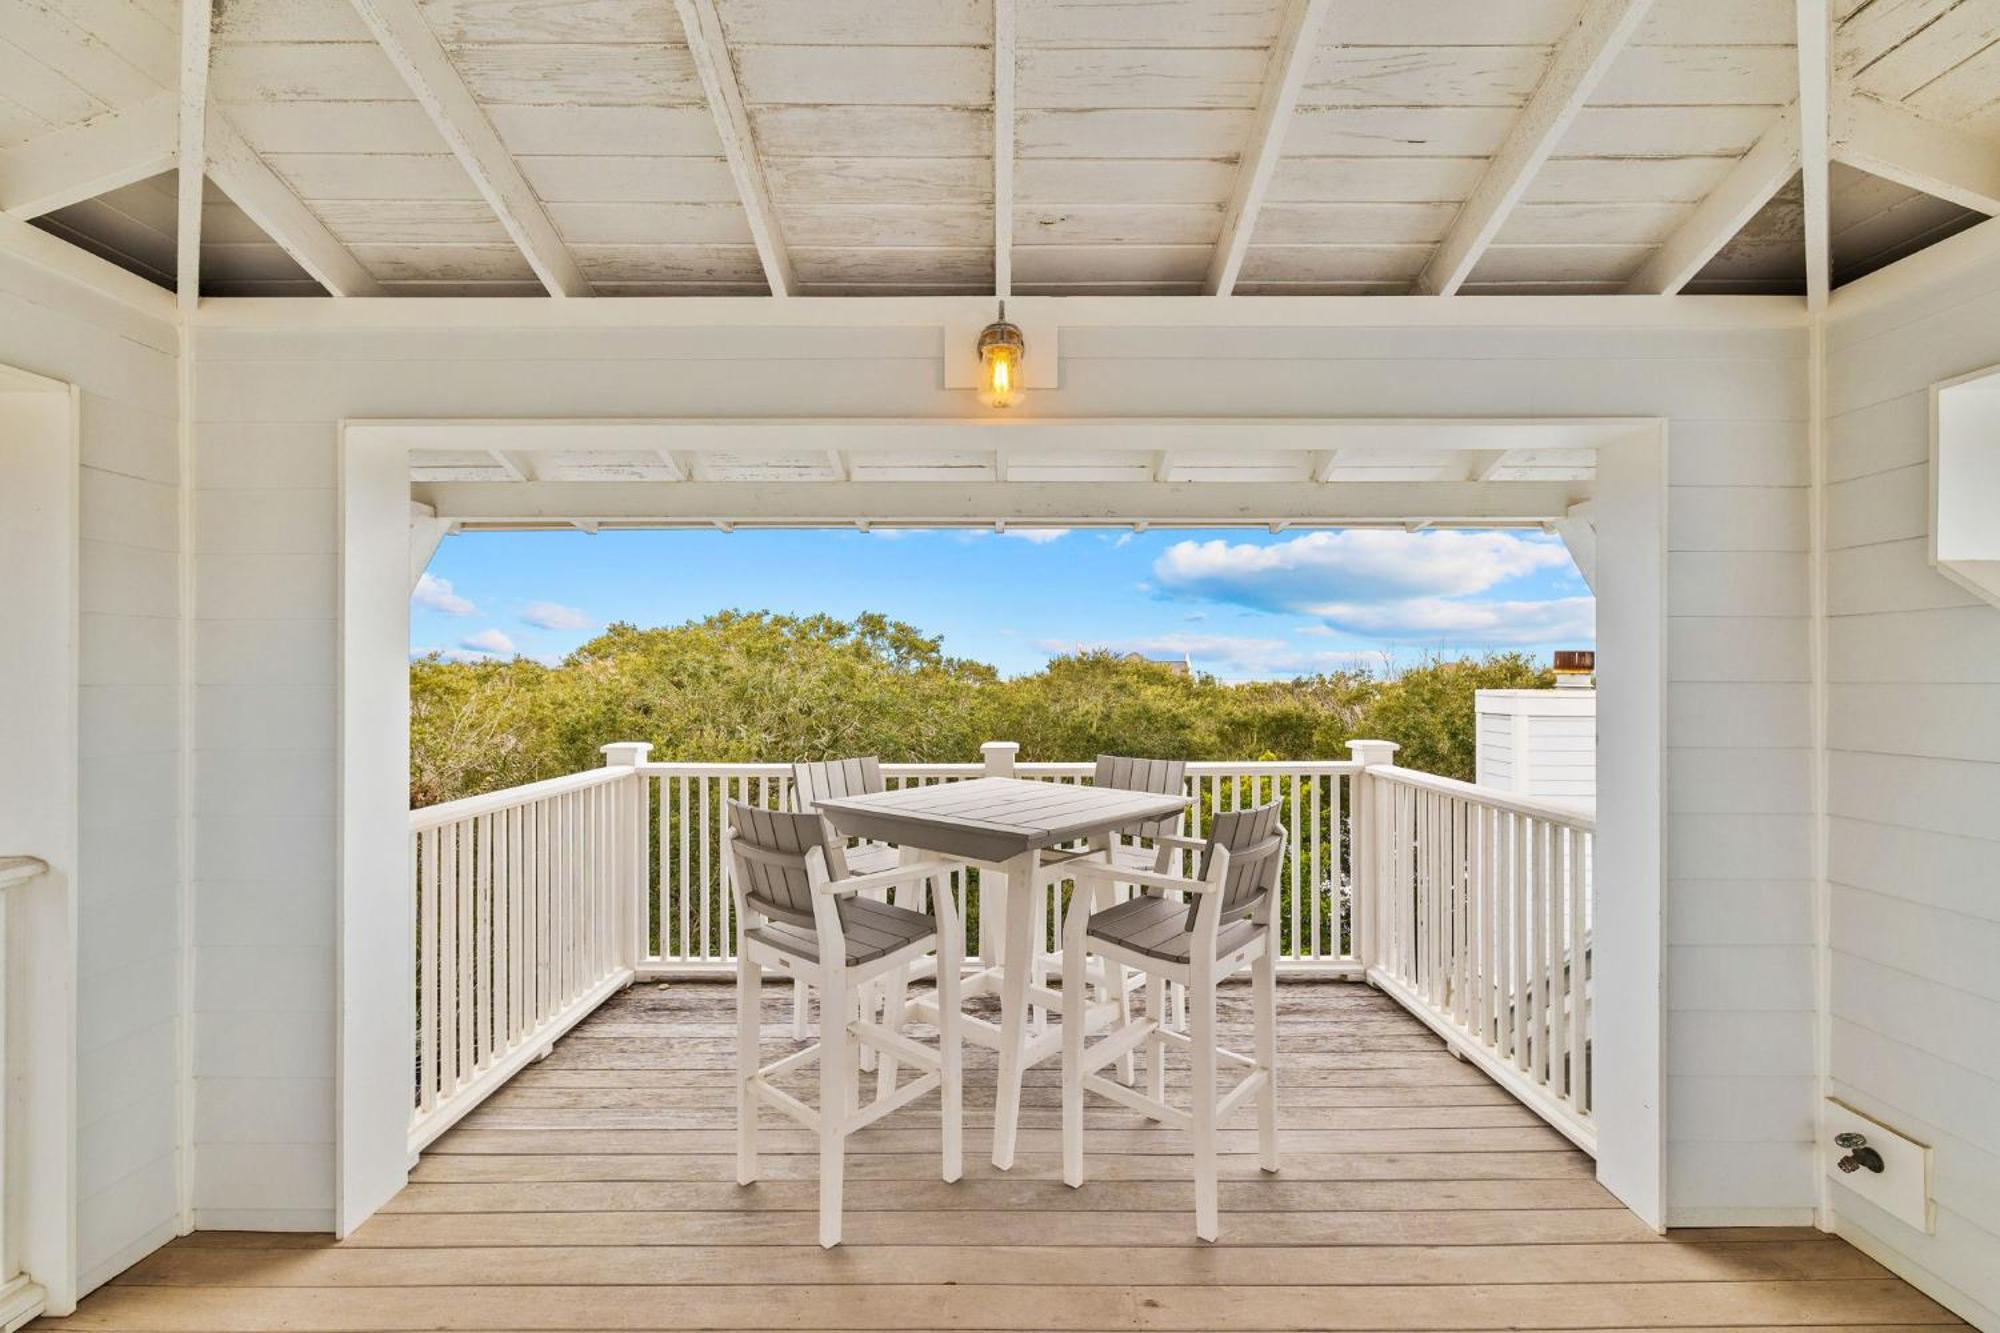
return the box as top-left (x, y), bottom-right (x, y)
top-left (1069, 859), bottom-right (1215, 895)
top-left (1150, 833), bottom-right (1206, 852)
top-left (817, 858), bottom-right (963, 897)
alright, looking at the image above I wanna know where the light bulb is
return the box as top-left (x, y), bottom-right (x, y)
top-left (975, 307), bottom-right (1025, 409)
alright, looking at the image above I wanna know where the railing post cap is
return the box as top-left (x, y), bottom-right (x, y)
top-left (980, 740), bottom-right (1021, 755)
top-left (981, 740), bottom-right (1020, 776)
top-left (600, 741), bottom-right (653, 766)
top-left (1347, 739), bottom-right (1399, 765)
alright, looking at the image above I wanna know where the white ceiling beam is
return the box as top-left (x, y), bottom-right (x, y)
top-left (1627, 105), bottom-right (1799, 295)
top-left (0, 92), bottom-right (177, 219)
top-left (206, 113), bottom-right (385, 297)
top-left (1311, 450), bottom-right (1342, 482)
top-left (0, 211), bottom-right (177, 317)
top-left (347, 0), bottom-right (590, 297)
top-left (993, 0), bottom-right (1015, 297)
top-left (417, 479), bottom-right (1588, 527)
top-left (674, 0), bottom-right (794, 297)
top-left (1463, 450), bottom-right (1511, 481)
top-left (1205, 0), bottom-right (1333, 296)
top-left (1833, 94), bottom-right (2000, 216)
top-left (177, 0), bottom-right (211, 322)
top-left (1798, 0), bottom-right (1831, 313)
top-left (1414, 0), bottom-right (1657, 295)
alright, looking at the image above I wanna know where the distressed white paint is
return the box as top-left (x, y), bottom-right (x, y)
top-left (0, 92), bottom-right (176, 220)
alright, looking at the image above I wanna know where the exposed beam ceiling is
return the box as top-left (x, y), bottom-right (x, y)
top-left (177, 0), bottom-right (210, 320)
top-left (0, 92), bottom-right (177, 219)
top-left (417, 479), bottom-right (1588, 527)
top-left (347, 0), bottom-right (591, 297)
top-left (674, 0), bottom-right (794, 297)
top-left (1798, 0), bottom-right (1831, 313)
top-left (1626, 105), bottom-right (1801, 295)
top-left (1205, 0), bottom-right (1332, 297)
top-left (206, 113), bottom-right (386, 297)
top-left (1414, 0), bottom-right (1657, 296)
top-left (1833, 94), bottom-right (2000, 217)
top-left (993, 0), bottom-right (1016, 298)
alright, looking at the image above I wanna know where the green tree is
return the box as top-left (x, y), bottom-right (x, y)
top-left (1353, 652), bottom-right (1553, 780)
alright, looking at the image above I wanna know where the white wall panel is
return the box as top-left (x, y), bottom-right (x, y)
top-left (1823, 245), bottom-right (2000, 1329)
top-left (0, 252), bottom-right (184, 1296)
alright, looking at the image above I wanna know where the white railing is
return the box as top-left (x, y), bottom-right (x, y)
top-left (404, 740), bottom-right (1596, 1159)
top-left (0, 856), bottom-right (50, 1331)
top-left (1358, 762), bottom-right (1595, 1151)
top-left (636, 753), bottom-right (1362, 974)
top-left (407, 759), bottom-right (644, 1153)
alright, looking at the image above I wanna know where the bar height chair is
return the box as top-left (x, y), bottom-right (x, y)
top-left (1059, 800), bottom-right (1287, 1241)
top-left (728, 800), bottom-right (965, 1248)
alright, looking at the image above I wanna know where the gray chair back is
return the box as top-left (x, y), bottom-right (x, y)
top-left (1188, 800), bottom-right (1287, 930)
top-left (790, 756), bottom-right (885, 812)
top-left (1093, 754), bottom-right (1188, 840)
top-left (728, 801), bottom-right (828, 930)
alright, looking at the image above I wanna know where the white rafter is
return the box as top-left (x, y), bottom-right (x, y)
top-left (1627, 105), bottom-right (1800, 295)
top-left (1833, 93), bottom-right (2000, 216)
top-left (1415, 0), bottom-right (1656, 296)
top-left (1205, 0), bottom-right (1332, 296)
top-left (994, 0), bottom-right (1016, 297)
top-left (347, 0), bottom-right (591, 297)
top-left (674, 0), bottom-right (794, 297)
top-left (0, 92), bottom-right (178, 219)
top-left (206, 113), bottom-right (386, 297)
top-left (177, 0), bottom-right (211, 320)
top-left (1798, 0), bottom-right (1831, 313)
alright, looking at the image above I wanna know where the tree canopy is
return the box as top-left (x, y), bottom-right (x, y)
top-left (411, 610), bottom-right (1554, 807)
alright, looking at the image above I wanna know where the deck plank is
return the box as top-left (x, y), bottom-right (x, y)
top-left (40, 983), bottom-right (1966, 1331)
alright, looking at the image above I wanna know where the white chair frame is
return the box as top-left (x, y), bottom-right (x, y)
top-left (730, 831), bottom-right (966, 1248)
top-left (1059, 827), bottom-right (1285, 1241)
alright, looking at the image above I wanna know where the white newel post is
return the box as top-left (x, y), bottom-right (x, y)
top-left (1345, 740), bottom-right (1399, 977)
top-left (601, 743), bottom-right (653, 969)
top-left (981, 741), bottom-right (1019, 777)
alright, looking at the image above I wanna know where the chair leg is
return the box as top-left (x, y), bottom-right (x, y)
top-left (1254, 944), bottom-right (1279, 1174)
top-left (1029, 883), bottom-right (1048, 1035)
top-left (875, 964), bottom-right (909, 1104)
top-left (1190, 973), bottom-right (1219, 1242)
top-left (818, 970), bottom-right (851, 1248)
top-left (938, 924), bottom-right (963, 1184)
top-left (1061, 913), bottom-right (1090, 1188)
top-left (737, 952), bottom-right (761, 1186)
top-left (791, 977), bottom-right (809, 1040)
top-left (1144, 964), bottom-right (1167, 1109)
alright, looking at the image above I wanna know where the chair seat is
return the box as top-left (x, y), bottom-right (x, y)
top-left (841, 841), bottom-right (903, 876)
top-left (1087, 894), bottom-right (1262, 965)
top-left (747, 896), bottom-right (936, 967)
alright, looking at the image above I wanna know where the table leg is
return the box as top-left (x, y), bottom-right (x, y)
top-left (990, 848), bottom-right (1039, 1171)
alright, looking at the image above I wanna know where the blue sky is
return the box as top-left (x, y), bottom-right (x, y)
top-left (413, 527), bottom-right (1593, 681)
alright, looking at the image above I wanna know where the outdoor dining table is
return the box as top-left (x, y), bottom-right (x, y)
top-left (814, 775), bottom-right (1190, 1169)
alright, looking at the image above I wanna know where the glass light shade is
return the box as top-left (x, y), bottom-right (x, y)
top-left (976, 317), bottom-right (1026, 409)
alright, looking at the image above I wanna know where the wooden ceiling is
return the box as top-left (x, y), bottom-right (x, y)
top-left (2, 0), bottom-right (1996, 299)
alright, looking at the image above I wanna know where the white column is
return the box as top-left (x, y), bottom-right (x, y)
top-left (981, 741), bottom-right (1019, 777)
top-left (1346, 740), bottom-right (1399, 974)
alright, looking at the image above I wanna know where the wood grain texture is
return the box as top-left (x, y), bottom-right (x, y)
top-left (50, 983), bottom-right (1964, 1331)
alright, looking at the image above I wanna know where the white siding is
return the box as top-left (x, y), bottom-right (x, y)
top-left (0, 253), bottom-right (184, 1292)
top-left (191, 313), bottom-right (1813, 1227)
top-left (1823, 240), bottom-right (2000, 1328)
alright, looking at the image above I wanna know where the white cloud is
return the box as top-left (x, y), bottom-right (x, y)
top-left (458, 628), bottom-right (516, 658)
top-left (413, 572), bottom-right (474, 616)
top-left (521, 600), bottom-right (594, 631)
top-left (1033, 632), bottom-right (1387, 680)
top-left (1000, 527), bottom-right (1069, 544)
top-left (1149, 529), bottom-right (1589, 647)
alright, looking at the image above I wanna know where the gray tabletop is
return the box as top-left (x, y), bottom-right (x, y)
top-left (814, 776), bottom-right (1189, 864)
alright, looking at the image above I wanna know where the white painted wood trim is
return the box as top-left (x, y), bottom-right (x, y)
top-left (992, 0), bottom-right (1014, 298)
top-left (176, 0), bottom-right (211, 322)
top-left (205, 114), bottom-right (386, 298)
top-left (346, 0), bottom-right (590, 297)
top-left (1204, 0), bottom-right (1332, 296)
top-left (674, 0), bottom-right (793, 298)
top-left (1797, 0), bottom-right (1831, 314)
top-left (1415, 0), bottom-right (1657, 296)
top-left (0, 214), bottom-right (176, 318)
top-left (1828, 215), bottom-right (2000, 320)
top-left (0, 92), bottom-right (177, 220)
top-left (1832, 95), bottom-right (2000, 216)
top-left (1626, 106), bottom-right (1799, 295)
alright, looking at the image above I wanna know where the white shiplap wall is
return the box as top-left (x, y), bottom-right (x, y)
top-left (190, 307), bottom-right (1813, 1227)
top-left (0, 253), bottom-right (184, 1292)
top-left (1823, 230), bottom-right (2000, 1328)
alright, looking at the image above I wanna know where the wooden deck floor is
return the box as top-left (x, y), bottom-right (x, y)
top-left (45, 981), bottom-right (1963, 1331)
